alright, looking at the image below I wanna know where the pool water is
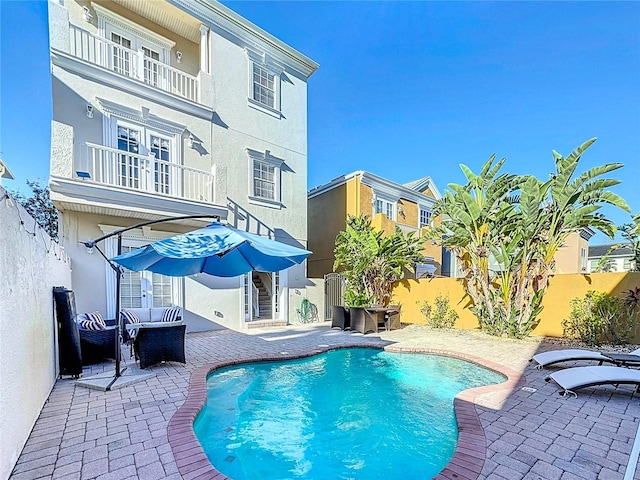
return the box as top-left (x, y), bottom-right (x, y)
top-left (194, 348), bottom-right (504, 480)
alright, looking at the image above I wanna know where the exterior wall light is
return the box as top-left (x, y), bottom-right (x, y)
top-left (86, 104), bottom-right (94, 118)
top-left (176, 51), bottom-right (183, 63)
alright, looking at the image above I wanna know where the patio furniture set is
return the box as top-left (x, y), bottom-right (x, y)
top-left (331, 305), bottom-right (401, 334)
top-left (54, 287), bottom-right (186, 373)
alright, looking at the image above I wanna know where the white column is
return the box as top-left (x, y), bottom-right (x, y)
top-left (199, 24), bottom-right (209, 73)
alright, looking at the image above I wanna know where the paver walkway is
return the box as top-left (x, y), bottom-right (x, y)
top-left (9, 323), bottom-right (640, 480)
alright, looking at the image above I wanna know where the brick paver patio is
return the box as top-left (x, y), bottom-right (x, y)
top-left (9, 323), bottom-right (640, 480)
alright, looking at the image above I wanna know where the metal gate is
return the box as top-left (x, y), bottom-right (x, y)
top-left (323, 273), bottom-right (345, 320)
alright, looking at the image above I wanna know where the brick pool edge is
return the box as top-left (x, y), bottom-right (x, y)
top-left (167, 344), bottom-right (524, 480)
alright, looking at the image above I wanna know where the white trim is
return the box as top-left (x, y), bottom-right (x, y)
top-left (169, 0), bottom-right (318, 78)
top-left (246, 148), bottom-right (284, 208)
top-left (308, 170), bottom-right (439, 208)
top-left (51, 50), bottom-right (214, 120)
top-left (246, 48), bottom-right (282, 117)
top-left (97, 98), bottom-right (187, 134)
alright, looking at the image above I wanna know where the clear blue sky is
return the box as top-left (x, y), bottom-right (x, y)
top-left (1, 0), bottom-right (638, 244)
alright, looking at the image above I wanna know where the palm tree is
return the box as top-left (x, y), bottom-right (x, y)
top-left (432, 138), bottom-right (629, 337)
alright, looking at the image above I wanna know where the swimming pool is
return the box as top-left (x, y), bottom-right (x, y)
top-left (194, 348), bottom-right (504, 479)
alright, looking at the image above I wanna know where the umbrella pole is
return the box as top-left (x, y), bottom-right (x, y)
top-left (113, 234), bottom-right (123, 379)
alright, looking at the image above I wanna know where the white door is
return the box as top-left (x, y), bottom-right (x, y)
top-left (119, 245), bottom-right (177, 309)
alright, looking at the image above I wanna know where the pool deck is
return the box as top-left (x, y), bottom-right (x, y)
top-left (9, 323), bottom-right (640, 480)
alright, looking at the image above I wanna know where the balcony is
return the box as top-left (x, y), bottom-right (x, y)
top-left (79, 143), bottom-right (213, 203)
top-left (68, 25), bottom-right (199, 103)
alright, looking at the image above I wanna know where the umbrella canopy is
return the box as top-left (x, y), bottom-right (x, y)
top-left (111, 222), bottom-right (311, 277)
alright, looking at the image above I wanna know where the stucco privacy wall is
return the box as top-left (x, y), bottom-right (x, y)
top-left (393, 272), bottom-right (640, 341)
top-left (0, 187), bottom-right (72, 480)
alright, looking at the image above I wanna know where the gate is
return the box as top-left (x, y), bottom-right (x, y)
top-left (323, 273), bottom-right (345, 320)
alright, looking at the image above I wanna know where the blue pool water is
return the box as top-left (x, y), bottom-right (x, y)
top-left (194, 348), bottom-right (504, 480)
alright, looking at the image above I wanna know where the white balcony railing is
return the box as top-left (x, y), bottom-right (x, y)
top-left (69, 25), bottom-right (199, 103)
top-left (80, 143), bottom-right (214, 203)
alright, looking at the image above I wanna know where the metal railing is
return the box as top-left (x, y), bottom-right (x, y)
top-left (252, 282), bottom-right (260, 317)
top-left (69, 25), bottom-right (199, 102)
top-left (80, 143), bottom-right (214, 203)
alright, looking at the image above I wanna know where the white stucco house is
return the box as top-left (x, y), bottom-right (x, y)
top-left (48, 0), bottom-right (318, 331)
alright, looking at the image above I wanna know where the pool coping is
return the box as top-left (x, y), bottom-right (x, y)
top-left (167, 344), bottom-right (524, 480)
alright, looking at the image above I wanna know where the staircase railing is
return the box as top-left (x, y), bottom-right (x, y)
top-left (252, 282), bottom-right (259, 317)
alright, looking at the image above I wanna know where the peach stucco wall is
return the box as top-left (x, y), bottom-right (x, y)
top-left (393, 272), bottom-right (640, 341)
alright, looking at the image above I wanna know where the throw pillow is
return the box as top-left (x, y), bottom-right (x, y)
top-left (121, 309), bottom-right (140, 324)
top-left (162, 307), bottom-right (181, 322)
top-left (79, 313), bottom-right (106, 331)
top-left (84, 311), bottom-right (107, 329)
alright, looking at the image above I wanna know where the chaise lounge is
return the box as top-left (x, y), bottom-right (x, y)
top-left (546, 365), bottom-right (640, 397)
top-left (531, 348), bottom-right (640, 369)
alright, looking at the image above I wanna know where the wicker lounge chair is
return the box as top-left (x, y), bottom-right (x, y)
top-left (133, 324), bottom-right (186, 369)
top-left (546, 365), bottom-right (640, 397)
top-left (331, 306), bottom-right (350, 330)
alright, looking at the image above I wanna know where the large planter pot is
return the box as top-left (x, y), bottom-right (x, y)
top-left (331, 305), bottom-right (350, 330)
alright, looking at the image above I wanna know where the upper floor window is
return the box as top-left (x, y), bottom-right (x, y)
top-left (246, 148), bottom-right (284, 208)
top-left (580, 247), bottom-right (587, 271)
top-left (253, 64), bottom-right (275, 109)
top-left (419, 208), bottom-right (432, 228)
top-left (253, 160), bottom-right (275, 200)
top-left (374, 198), bottom-right (396, 221)
top-left (245, 48), bottom-right (282, 118)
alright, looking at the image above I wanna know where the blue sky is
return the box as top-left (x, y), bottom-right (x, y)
top-left (1, 0), bottom-right (638, 244)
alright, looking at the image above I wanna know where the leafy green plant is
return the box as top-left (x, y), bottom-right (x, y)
top-left (334, 214), bottom-right (426, 307)
top-left (431, 138), bottom-right (629, 338)
top-left (562, 290), bottom-right (632, 346)
top-left (418, 294), bottom-right (459, 329)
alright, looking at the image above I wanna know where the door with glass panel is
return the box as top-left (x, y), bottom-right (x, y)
top-left (111, 32), bottom-right (132, 77)
top-left (117, 125), bottom-right (141, 189)
top-left (115, 122), bottom-right (174, 195)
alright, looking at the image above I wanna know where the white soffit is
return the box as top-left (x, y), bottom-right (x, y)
top-left (110, 0), bottom-right (201, 43)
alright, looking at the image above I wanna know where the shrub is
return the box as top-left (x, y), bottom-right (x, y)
top-left (562, 290), bottom-right (633, 346)
top-left (418, 294), bottom-right (459, 329)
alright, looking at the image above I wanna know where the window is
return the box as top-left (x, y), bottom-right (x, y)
top-left (245, 48), bottom-right (282, 117)
top-left (374, 197), bottom-right (396, 220)
top-left (624, 259), bottom-right (631, 271)
top-left (119, 245), bottom-right (175, 308)
top-left (246, 148), bottom-right (284, 208)
top-left (590, 260), bottom-right (599, 272)
top-left (142, 46), bottom-right (161, 87)
top-left (253, 160), bottom-right (275, 200)
top-left (117, 125), bottom-right (141, 189)
top-left (419, 208), bottom-right (432, 228)
top-left (252, 64), bottom-right (275, 109)
top-left (580, 248), bottom-right (587, 271)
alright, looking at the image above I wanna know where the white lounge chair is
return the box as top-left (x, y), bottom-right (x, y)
top-left (546, 365), bottom-right (640, 397)
top-left (531, 348), bottom-right (640, 369)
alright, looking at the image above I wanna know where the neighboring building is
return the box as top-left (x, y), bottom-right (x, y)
top-left (588, 244), bottom-right (636, 273)
top-left (307, 171), bottom-right (442, 278)
top-left (553, 228), bottom-right (595, 274)
top-left (48, 0), bottom-right (318, 330)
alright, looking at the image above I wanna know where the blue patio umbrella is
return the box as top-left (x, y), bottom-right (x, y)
top-left (110, 221), bottom-right (311, 276)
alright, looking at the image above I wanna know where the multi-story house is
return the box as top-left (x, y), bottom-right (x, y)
top-left (48, 0), bottom-right (318, 331)
top-left (307, 171), bottom-right (443, 279)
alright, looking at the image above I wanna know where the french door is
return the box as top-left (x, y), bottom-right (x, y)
top-left (115, 121), bottom-right (175, 195)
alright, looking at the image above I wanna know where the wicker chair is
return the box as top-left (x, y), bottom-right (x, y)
top-left (133, 324), bottom-right (186, 369)
top-left (77, 319), bottom-right (118, 365)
